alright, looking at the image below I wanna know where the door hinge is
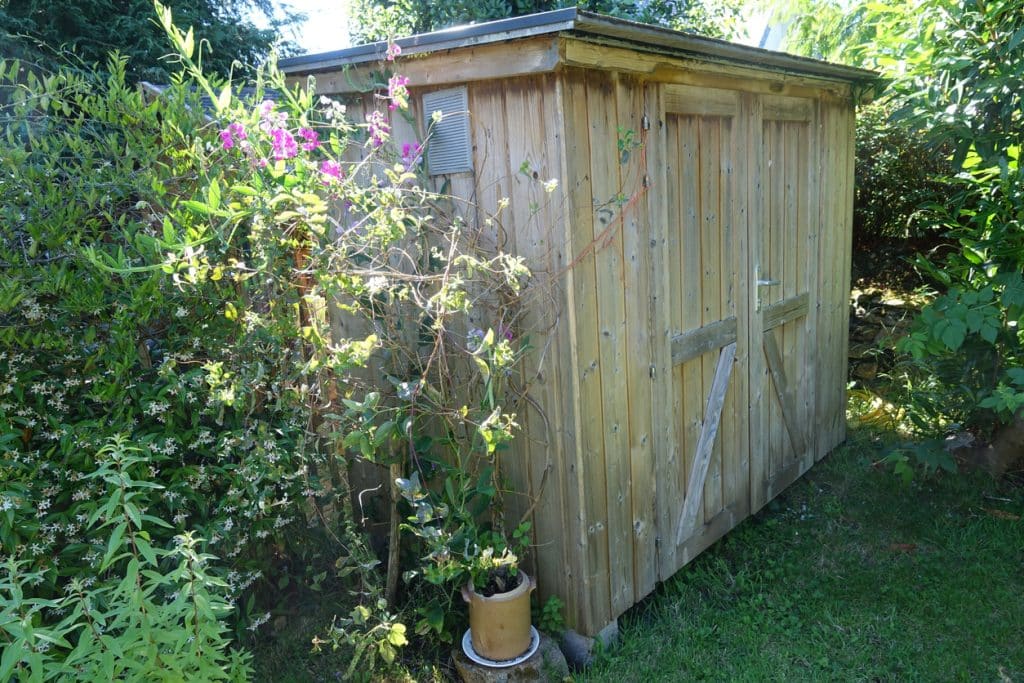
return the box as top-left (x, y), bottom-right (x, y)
top-left (641, 113), bottom-right (650, 131)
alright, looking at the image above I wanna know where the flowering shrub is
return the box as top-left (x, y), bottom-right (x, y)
top-left (1, 1), bottom-right (534, 676)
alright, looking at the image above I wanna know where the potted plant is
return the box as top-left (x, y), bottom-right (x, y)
top-left (389, 326), bottom-right (537, 659)
top-left (396, 470), bottom-right (539, 662)
top-left (460, 529), bottom-right (536, 662)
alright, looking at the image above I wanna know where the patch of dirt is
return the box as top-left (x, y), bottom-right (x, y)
top-left (478, 567), bottom-right (523, 597)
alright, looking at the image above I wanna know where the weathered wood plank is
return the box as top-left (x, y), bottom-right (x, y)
top-left (792, 117), bottom-right (812, 472)
top-left (306, 36), bottom-right (561, 93)
top-left (803, 99), bottom-right (821, 466)
top-left (545, 73), bottom-right (585, 634)
top-left (746, 93), bottom-right (769, 514)
top-left (670, 316), bottom-right (738, 365)
top-left (664, 84), bottom-right (739, 117)
top-left (676, 502), bottom-right (743, 567)
top-left (562, 69), bottom-right (612, 633)
top-left (767, 120), bottom-right (784, 482)
top-left (699, 116), bottom-right (724, 525)
top-left (496, 79), bottom-right (536, 574)
top-left (466, 83), bottom-right (512, 251)
top-left (515, 74), bottom-right (571, 624)
top-left (562, 39), bottom-right (855, 100)
top-left (723, 86), bottom-right (751, 531)
top-left (678, 112), bottom-right (704, 545)
top-left (660, 109), bottom-right (686, 578)
top-left (717, 114), bottom-right (740, 527)
top-left (762, 292), bottom-right (809, 331)
top-left (782, 121), bottom-right (800, 470)
top-left (814, 103), bottom-right (833, 461)
top-left (763, 95), bottom-right (814, 122)
top-left (645, 83), bottom-right (676, 582)
top-left (617, 75), bottom-right (658, 603)
top-left (590, 71), bottom-right (634, 618)
top-left (676, 342), bottom-right (736, 543)
top-left (763, 330), bottom-right (807, 459)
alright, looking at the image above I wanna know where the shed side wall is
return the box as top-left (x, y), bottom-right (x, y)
top-left (558, 67), bottom-right (857, 634)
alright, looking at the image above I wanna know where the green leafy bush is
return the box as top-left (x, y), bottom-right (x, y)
top-left (854, 102), bottom-right (954, 242)
top-left (1, 1), bottom-right (541, 676)
top-left (0, 437), bottom-right (251, 681)
top-left (840, 1), bottom-right (1024, 469)
top-left (0, 50), bottom-right (318, 638)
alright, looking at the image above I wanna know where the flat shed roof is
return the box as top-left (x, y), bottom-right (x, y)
top-left (280, 8), bottom-right (876, 85)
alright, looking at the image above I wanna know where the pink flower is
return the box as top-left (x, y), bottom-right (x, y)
top-left (299, 127), bottom-right (319, 151)
top-left (388, 74), bottom-right (410, 111)
top-left (366, 111), bottom-right (389, 148)
top-left (228, 122), bottom-right (247, 140)
top-left (270, 127), bottom-right (298, 160)
top-left (320, 159), bottom-right (343, 182)
top-left (385, 43), bottom-right (401, 61)
top-left (219, 121), bottom-right (248, 150)
top-left (258, 100), bottom-right (286, 133)
top-left (401, 141), bottom-right (422, 168)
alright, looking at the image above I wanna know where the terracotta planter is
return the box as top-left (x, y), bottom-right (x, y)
top-left (461, 570), bottom-right (536, 661)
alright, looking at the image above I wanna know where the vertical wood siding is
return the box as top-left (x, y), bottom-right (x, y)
top-left (315, 63), bottom-right (857, 638)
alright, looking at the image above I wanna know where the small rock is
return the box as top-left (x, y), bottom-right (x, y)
top-left (559, 621), bottom-right (619, 670)
top-left (453, 632), bottom-right (570, 683)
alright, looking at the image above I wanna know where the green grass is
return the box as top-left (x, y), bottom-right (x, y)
top-left (249, 428), bottom-right (1023, 682)
top-left (579, 430), bottom-right (1024, 683)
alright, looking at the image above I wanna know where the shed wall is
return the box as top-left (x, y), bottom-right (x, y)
top-left (308, 48), bottom-right (856, 638)
top-left (556, 67), bottom-right (855, 633)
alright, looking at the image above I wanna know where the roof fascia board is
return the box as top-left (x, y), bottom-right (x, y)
top-left (572, 10), bottom-right (876, 83)
top-left (281, 7), bottom-right (877, 86)
top-left (280, 7), bottom-right (578, 73)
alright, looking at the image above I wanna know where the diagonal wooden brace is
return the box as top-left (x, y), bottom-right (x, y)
top-left (676, 341), bottom-right (736, 544)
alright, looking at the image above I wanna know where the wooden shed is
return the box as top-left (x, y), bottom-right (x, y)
top-left (282, 9), bottom-right (875, 636)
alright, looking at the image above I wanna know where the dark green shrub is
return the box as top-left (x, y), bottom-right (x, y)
top-left (854, 102), bottom-right (954, 243)
top-left (0, 1), bottom-right (538, 676)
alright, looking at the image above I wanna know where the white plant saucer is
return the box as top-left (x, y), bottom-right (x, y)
top-left (461, 626), bottom-right (540, 668)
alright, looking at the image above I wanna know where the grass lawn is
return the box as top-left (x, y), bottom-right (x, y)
top-left (250, 426), bottom-right (1023, 682)
top-left (579, 428), bottom-right (1024, 683)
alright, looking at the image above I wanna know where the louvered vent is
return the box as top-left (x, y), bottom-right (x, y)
top-left (422, 87), bottom-right (472, 176)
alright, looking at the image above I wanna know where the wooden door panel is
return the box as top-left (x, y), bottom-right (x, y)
top-left (755, 104), bottom-right (816, 503)
top-left (658, 85), bottom-right (748, 575)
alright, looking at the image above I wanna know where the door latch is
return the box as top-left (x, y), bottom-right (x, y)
top-left (755, 265), bottom-right (781, 312)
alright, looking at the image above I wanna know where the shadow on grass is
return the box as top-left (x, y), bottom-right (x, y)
top-left (579, 426), bottom-right (1024, 682)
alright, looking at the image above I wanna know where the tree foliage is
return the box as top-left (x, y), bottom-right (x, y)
top-left (792, 0), bottom-right (1024, 456)
top-left (858, 1), bottom-right (1024, 434)
top-left (768, 0), bottom-right (874, 62)
top-left (0, 0), bottom-right (300, 81)
top-left (347, 0), bottom-right (746, 44)
top-left (853, 102), bottom-right (954, 242)
top-left (776, 1), bottom-right (1024, 464)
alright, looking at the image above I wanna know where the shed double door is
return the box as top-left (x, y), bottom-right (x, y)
top-left (654, 85), bottom-right (817, 579)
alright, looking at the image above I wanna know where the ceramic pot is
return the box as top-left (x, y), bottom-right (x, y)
top-left (461, 570), bottom-right (536, 661)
